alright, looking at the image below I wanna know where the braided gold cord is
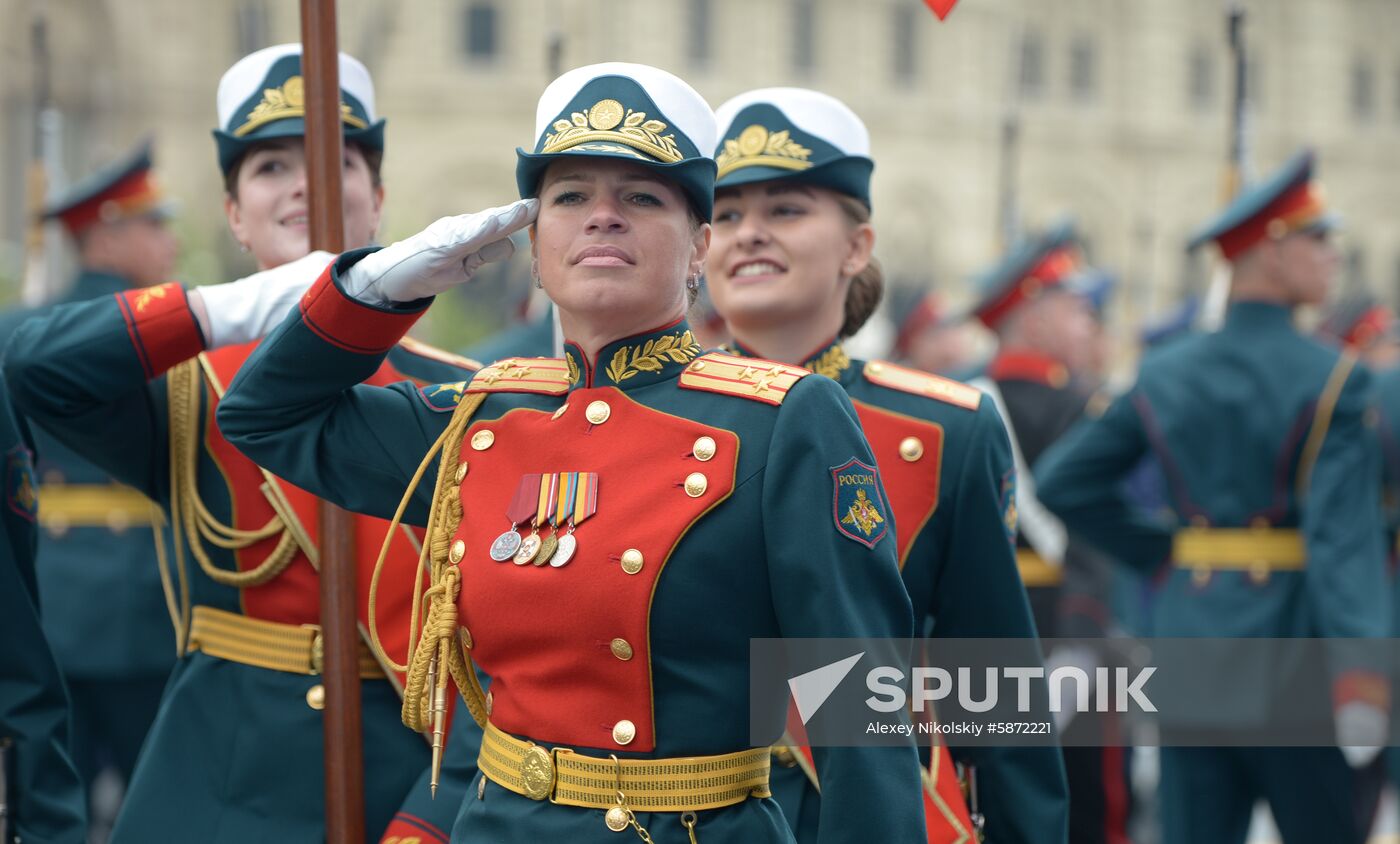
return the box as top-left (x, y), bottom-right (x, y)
top-left (167, 359), bottom-right (299, 588)
top-left (360, 390), bottom-right (492, 733)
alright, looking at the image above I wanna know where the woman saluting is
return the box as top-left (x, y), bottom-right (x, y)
top-left (4, 44), bottom-right (478, 841)
top-left (217, 63), bottom-right (925, 842)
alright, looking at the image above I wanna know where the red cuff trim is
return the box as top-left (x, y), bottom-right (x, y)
top-left (1334, 671), bottom-right (1390, 711)
top-left (299, 265), bottom-right (424, 355)
top-left (378, 812), bottom-right (449, 844)
top-left (114, 283), bottom-right (204, 378)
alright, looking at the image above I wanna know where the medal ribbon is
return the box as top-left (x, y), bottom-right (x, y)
top-left (553, 472), bottom-right (577, 528)
top-left (574, 472), bottom-right (599, 527)
top-left (507, 474), bottom-right (540, 526)
top-left (535, 474), bottom-right (554, 529)
top-left (546, 473), bottom-right (562, 527)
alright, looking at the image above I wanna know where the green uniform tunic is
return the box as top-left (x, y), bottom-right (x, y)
top-left (4, 279), bottom-right (477, 843)
top-left (736, 341), bottom-right (1068, 844)
top-left (217, 253), bottom-right (928, 843)
top-left (1036, 301), bottom-right (1388, 844)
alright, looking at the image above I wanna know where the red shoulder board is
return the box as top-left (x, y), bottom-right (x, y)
top-left (395, 335), bottom-right (482, 373)
top-left (862, 360), bottom-right (982, 411)
top-left (465, 357), bottom-right (571, 395)
top-left (678, 352), bottom-right (809, 406)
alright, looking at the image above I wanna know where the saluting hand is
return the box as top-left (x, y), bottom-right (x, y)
top-left (342, 198), bottom-right (539, 305)
top-left (192, 249), bottom-right (337, 349)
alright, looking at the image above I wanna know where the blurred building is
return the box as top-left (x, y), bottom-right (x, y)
top-left (2, 0), bottom-right (1398, 345)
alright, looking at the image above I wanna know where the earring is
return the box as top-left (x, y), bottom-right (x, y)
top-left (239, 242), bottom-right (250, 253)
top-left (531, 262), bottom-right (543, 289)
top-left (685, 274), bottom-right (700, 291)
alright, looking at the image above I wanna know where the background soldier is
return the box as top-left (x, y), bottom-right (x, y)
top-left (967, 221), bottom-right (1131, 844)
top-left (0, 139), bottom-right (177, 833)
top-left (1036, 149), bottom-right (1389, 844)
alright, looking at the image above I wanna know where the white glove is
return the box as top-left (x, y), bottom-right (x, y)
top-left (341, 199), bottom-right (538, 305)
top-left (193, 250), bottom-right (335, 349)
top-left (1336, 701), bottom-right (1388, 769)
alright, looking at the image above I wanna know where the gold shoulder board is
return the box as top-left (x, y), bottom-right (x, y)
top-left (396, 335), bottom-right (482, 373)
top-left (678, 352), bottom-right (809, 406)
top-left (467, 357), bottom-right (572, 395)
top-left (862, 360), bottom-right (982, 411)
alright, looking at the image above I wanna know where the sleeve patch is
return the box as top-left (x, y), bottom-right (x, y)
top-left (831, 458), bottom-right (888, 549)
top-left (417, 381), bottom-right (468, 412)
top-left (7, 445), bottom-right (37, 522)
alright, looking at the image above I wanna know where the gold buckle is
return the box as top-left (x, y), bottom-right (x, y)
top-left (520, 743), bottom-right (573, 801)
top-left (305, 625), bottom-right (324, 675)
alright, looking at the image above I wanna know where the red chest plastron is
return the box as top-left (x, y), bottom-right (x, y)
top-left (453, 387), bottom-right (738, 752)
top-left (853, 401), bottom-right (944, 568)
top-left (199, 344), bottom-right (425, 682)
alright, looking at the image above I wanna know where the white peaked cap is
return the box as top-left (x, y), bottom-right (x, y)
top-left (715, 87), bottom-right (870, 157)
top-left (531, 61), bottom-right (716, 154)
top-left (216, 42), bottom-right (378, 130)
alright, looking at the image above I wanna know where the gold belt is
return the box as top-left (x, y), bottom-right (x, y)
top-left (186, 605), bottom-right (383, 678)
top-left (1171, 527), bottom-right (1306, 571)
top-left (477, 720), bottom-right (772, 812)
top-left (38, 484), bottom-right (161, 529)
top-left (1016, 549), bottom-right (1064, 587)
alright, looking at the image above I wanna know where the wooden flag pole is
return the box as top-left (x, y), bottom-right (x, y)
top-left (299, 2), bottom-right (364, 841)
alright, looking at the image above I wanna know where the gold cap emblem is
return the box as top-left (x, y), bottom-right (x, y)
top-left (233, 75), bottom-right (368, 138)
top-left (541, 99), bottom-right (682, 163)
top-left (716, 124), bottom-right (814, 179)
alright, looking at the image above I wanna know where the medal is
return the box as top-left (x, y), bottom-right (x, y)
top-left (550, 533), bottom-right (577, 568)
top-left (551, 472), bottom-right (598, 569)
top-left (513, 533), bottom-right (542, 565)
top-left (493, 475), bottom-right (541, 562)
top-left (489, 530), bottom-right (522, 562)
top-left (535, 534), bottom-right (559, 566)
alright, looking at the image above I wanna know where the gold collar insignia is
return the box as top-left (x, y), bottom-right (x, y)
top-left (803, 344), bottom-right (851, 380)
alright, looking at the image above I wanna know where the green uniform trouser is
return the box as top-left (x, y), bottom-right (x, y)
top-left (67, 676), bottom-right (167, 792)
top-left (1160, 746), bottom-right (1373, 844)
